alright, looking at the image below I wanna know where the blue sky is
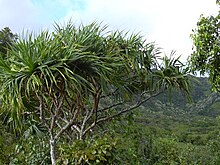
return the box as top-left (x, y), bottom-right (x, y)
top-left (0, 0), bottom-right (219, 61)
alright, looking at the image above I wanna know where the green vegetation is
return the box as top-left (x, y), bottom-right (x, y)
top-left (0, 48), bottom-right (218, 164)
top-left (189, 2), bottom-right (220, 91)
top-left (0, 27), bottom-right (17, 55)
top-left (106, 78), bottom-right (220, 164)
top-left (0, 22), bottom-right (190, 164)
top-left (0, 1), bottom-right (219, 163)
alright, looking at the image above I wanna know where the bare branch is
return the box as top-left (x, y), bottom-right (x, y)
top-left (71, 124), bottom-right (81, 133)
top-left (83, 91), bottom-right (162, 136)
top-left (100, 87), bottom-right (119, 98)
top-left (79, 88), bottom-right (102, 138)
top-left (55, 120), bottom-right (72, 141)
top-left (101, 91), bottom-right (162, 121)
top-left (37, 94), bottom-right (49, 129)
top-left (53, 96), bottom-right (82, 140)
top-left (80, 107), bottom-right (90, 135)
top-left (54, 117), bottom-right (75, 140)
top-left (98, 102), bottom-right (124, 112)
top-left (49, 95), bottom-right (64, 135)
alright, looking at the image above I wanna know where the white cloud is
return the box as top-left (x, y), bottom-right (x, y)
top-left (0, 0), bottom-right (218, 61)
top-left (60, 0), bottom-right (218, 61)
top-left (0, 0), bottom-right (71, 32)
top-left (0, 0), bottom-right (39, 32)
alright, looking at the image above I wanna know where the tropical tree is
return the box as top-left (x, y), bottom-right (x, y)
top-left (0, 22), bottom-right (190, 164)
top-left (189, 1), bottom-right (220, 91)
top-left (0, 27), bottom-right (17, 55)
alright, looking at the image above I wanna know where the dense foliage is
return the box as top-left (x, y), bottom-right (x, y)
top-left (0, 27), bottom-right (17, 55)
top-left (0, 22), bottom-right (190, 164)
top-left (1, 76), bottom-right (220, 164)
top-left (0, 1), bottom-right (219, 161)
top-left (189, 2), bottom-right (220, 91)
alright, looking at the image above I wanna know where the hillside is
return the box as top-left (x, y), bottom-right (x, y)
top-left (109, 76), bottom-right (220, 164)
top-left (1, 76), bottom-right (220, 164)
top-left (136, 76), bottom-right (220, 137)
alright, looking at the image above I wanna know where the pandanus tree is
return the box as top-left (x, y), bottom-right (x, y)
top-left (0, 22), bottom-right (190, 164)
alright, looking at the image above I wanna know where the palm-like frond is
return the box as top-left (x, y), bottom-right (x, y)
top-left (0, 21), bottom-right (190, 136)
top-left (153, 53), bottom-right (191, 100)
top-left (0, 22), bottom-right (192, 165)
top-left (0, 22), bottom-right (123, 132)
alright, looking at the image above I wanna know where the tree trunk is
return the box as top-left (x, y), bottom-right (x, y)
top-left (50, 138), bottom-right (56, 165)
top-left (79, 130), bottom-right (83, 140)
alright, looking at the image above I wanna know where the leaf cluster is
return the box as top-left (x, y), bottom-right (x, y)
top-left (0, 22), bottom-right (159, 133)
top-left (189, 4), bottom-right (220, 91)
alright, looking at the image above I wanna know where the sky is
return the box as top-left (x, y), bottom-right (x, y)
top-left (0, 0), bottom-right (219, 62)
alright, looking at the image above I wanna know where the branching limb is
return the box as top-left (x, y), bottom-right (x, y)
top-left (83, 91), bottom-right (162, 136)
top-left (53, 98), bottom-right (81, 141)
top-left (37, 94), bottom-right (49, 129)
top-left (98, 102), bottom-right (124, 112)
